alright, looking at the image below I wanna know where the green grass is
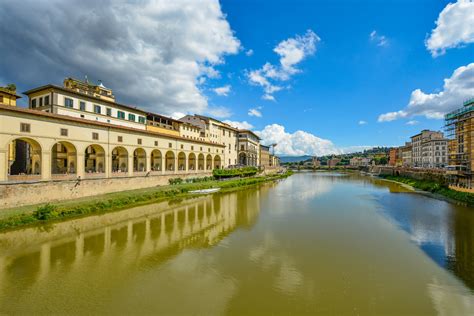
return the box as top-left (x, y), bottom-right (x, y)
top-left (381, 175), bottom-right (474, 206)
top-left (0, 171), bottom-right (292, 232)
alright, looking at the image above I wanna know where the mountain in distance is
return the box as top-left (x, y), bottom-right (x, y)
top-left (278, 155), bottom-right (313, 163)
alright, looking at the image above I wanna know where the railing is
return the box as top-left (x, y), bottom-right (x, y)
top-left (7, 175), bottom-right (42, 182)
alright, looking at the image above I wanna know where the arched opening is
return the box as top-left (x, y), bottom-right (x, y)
top-left (206, 154), bottom-right (212, 170)
top-left (51, 141), bottom-right (77, 175)
top-left (7, 137), bottom-right (42, 179)
top-left (239, 153), bottom-right (247, 166)
top-left (165, 151), bottom-right (175, 171)
top-left (213, 155), bottom-right (221, 169)
top-left (178, 152), bottom-right (186, 171)
top-left (133, 148), bottom-right (147, 172)
top-left (188, 153), bottom-right (196, 171)
top-left (111, 146), bottom-right (128, 173)
top-left (84, 144), bottom-right (105, 174)
top-left (151, 149), bottom-right (162, 171)
top-left (198, 153), bottom-right (205, 171)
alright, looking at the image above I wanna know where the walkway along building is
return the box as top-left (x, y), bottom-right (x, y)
top-left (0, 78), bottom-right (265, 184)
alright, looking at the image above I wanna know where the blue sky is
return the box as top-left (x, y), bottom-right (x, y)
top-left (1, 0), bottom-right (473, 156)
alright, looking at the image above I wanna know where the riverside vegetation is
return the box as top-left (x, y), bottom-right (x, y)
top-left (381, 175), bottom-right (474, 206)
top-left (0, 168), bottom-right (292, 231)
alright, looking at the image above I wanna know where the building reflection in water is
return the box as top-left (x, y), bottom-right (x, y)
top-left (0, 187), bottom-right (263, 299)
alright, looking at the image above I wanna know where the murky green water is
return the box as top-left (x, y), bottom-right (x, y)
top-left (0, 172), bottom-right (473, 315)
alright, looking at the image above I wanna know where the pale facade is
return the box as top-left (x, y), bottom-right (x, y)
top-left (400, 142), bottom-right (412, 167)
top-left (238, 130), bottom-right (260, 167)
top-left (411, 130), bottom-right (447, 168)
top-left (350, 157), bottom-right (370, 167)
top-left (259, 145), bottom-right (271, 168)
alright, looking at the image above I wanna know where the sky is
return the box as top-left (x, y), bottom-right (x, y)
top-left (0, 0), bottom-right (473, 156)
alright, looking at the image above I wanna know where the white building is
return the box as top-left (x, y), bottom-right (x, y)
top-left (411, 130), bottom-right (448, 169)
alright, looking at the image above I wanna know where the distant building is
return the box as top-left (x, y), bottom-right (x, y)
top-left (270, 155), bottom-right (280, 167)
top-left (238, 130), bottom-right (261, 167)
top-left (388, 148), bottom-right (403, 166)
top-left (312, 157), bottom-right (321, 168)
top-left (259, 145), bottom-right (271, 168)
top-left (327, 157), bottom-right (341, 168)
top-left (0, 85), bottom-right (21, 106)
top-left (349, 157), bottom-right (370, 167)
top-left (400, 142), bottom-right (412, 167)
top-left (410, 130), bottom-right (448, 168)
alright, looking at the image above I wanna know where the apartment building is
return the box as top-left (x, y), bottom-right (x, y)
top-left (400, 142), bottom-right (412, 167)
top-left (410, 130), bottom-right (447, 168)
top-left (349, 157), bottom-right (370, 167)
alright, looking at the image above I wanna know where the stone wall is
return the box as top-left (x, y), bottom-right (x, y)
top-left (369, 166), bottom-right (448, 185)
top-left (0, 172), bottom-right (212, 209)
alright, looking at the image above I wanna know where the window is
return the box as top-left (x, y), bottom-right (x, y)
top-left (117, 111), bottom-right (125, 119)
top-left (169, 143), bottom-right (172, 148)
top-left (106, 108), bottom-right (112, 116)
top-left (128, 113), bottom-right (136, 121)
top-left (191, 146), bottom-right (194, 150)
top-left (0, 95), bottom-right (3, 103)
top-left (60, 128), bottom-right (68, 136)
top-left (92, 132), bottom-right (99, 140)
top-left (31, 99), bottom-right (36, 108)
top-left (138, 138), bottom-right (142, 145)
top-left (80, 114), bottom-right (85, 118)
top-left (181, 144), bottom-right (184, 149)
top-left (80, 101), bottom-right (86, 111)
top-left (65, 97), bottom-right (74, 108)
top-left (94, 105), bottom-right (101, 114)
top-left (154, 141), bottom-right (158, 146)
top-left (208, 148), bottom-right (211, 152)
top-left (20, 123), bottom-right (30, 133)
top-left (138, 116), bottom-right (146, 124)
top-left (118, 136), bottom-right (123, 142)
top-left (200, 147), bottom-right (203, 151)
top-left (44, 95), bottom-right (50, 106)
top-left (39, 97), bottom-right (43, 107)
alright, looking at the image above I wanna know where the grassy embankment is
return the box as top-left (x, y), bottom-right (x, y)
top-left (381, 175), bottom-right (474, 206)
top-left (0, 169), bottom-right (292, 231)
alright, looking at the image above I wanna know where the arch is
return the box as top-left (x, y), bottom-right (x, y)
top-left (239, 153), bottom-right (247, 166)
top-left (84, 144), bottom-right (105, 173)
top-left (178, 152), bottom-right (186, 171)
top-left (51, 141), bottom-right (77, 174)
top-left (133, 148), bottom-right (147, 172)
top-left (7, 137), bottom-right (42, 176)
top-left (151, 149), bottom-right (162, 171)
top-left (165, 151), bottom-right (175, 171)
top-left (213, 155), bottom-right (222, 169)
top-left (198, 153), bottom-right (205, 171)
top-left (188, 153), bottom-right (196, 171)
top-left (206, 154), bottom-right (213, 170)
top-left (111, 146), bottom-right (128, 172)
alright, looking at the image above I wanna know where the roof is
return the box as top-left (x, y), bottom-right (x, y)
top-left (0, 87), bottom-right (21, 99)
top-left (238, 129), bottom-right (261, 140)
top-left (0, 104), bottom-right (225, 147)
top-left (23, 84), bottom-right (147, 115)
top-left (146, 111), bottom-right (182, 124)
top-left (194, 114), bottom-right (238, 131)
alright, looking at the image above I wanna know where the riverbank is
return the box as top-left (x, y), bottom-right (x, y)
top-left (0, 171), bottom-right (293, 232)
top-left (380, 175), bottom-right (474, 206)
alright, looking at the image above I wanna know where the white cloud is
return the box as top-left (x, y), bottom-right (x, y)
top-left (369, 30), bottom-right (388, 47)
top-left (222, 120), bottom-right (254, 130)
top-left (245, 49), bottom-right (254, 56)
top-left (213, 85), bottom-right (231, 96)
top-left (206, 106), bottom-right (232, 118)
top-left (248, 106), bottom-right (262, 117)
top-left (255, 124), bottom-right (341, 156)
top-left (426, 0), bottom-right (474, 57)
top-left (406, 120), bottom-right (419, 126)
top-left (0, 0), bottom-right (240, 116)
top-left (358, 120), bottom-right (368, 125)
top-left (378, 62), bottom-right (474, 122)
top-left (248, 30), bottom-right (319, 100)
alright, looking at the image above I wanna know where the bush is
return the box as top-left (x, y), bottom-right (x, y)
top-left (168, 178), bottom-right (183, 185)
top-left (213, 167), bottom-right (258, 179)
top-left (33, 204), bottom-right (59, 220)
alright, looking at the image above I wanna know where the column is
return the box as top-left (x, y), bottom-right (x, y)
top-left (75, 233), bottom-right (84, 262)
top-left (39, 242), bottom-right (51, 278)
top-left (41, 150), bottom-right (51, 181)
top-left (105, 151), bottom-right (112, 178)
top-left (175, 156), bottom-right (179, 174)
top-left (128, 155), bottom-right (134, 176)
top-left (104, 227), bottom-right (111, 252)
top-left (146, 153), bottom-right (151, 173)
top-left (0, 149), bottom-right (7, 181)
top-left (76, 151), bottom-right (85, 179)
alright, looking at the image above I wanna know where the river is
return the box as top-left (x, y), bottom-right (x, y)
top-left (0, 172), bottom-right (473, 315)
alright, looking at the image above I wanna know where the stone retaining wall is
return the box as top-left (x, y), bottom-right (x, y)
top-left (0, 172), bottom-right (212, 209)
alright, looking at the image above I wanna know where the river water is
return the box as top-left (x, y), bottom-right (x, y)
top-left (0, 172), bottom-right (473, 315)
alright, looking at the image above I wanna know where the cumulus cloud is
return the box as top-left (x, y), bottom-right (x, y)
top-left (406, 120), bottom-right (419, 126)
top-left (369, 30), bottom-right (388, 47)
top-left (248, 30), bottom-right (319, 100)
top-left (255, 124), bottom-right (341, 156)
top-left (358, 120), bottom-right (367, 125)
top-left (378, 62), bottom-right (474, 122)
top-left (0, 0), bottom-right (240, 116)
top-left (426, 0), bottom-right (474, 57)
top-left (245, 49), bottom-right (254, 56)
top-left (207, 106), bottom-right (232, 119)
top-left (248, 106), bottom-right (262, 117)
top-left (222, 120), bottom-right (254, 130)
top-left (213, 85), bottom-right (231, 96)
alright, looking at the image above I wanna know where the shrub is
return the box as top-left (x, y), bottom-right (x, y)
top-left (33, 204), bottom-right (59, 220)
top-left (168, 178), bottom-right (183, 185)
top-left (213, 167), bottom-right (258, 179)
